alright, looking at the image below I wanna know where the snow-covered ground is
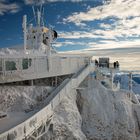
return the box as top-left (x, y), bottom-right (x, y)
top-left (42, 76), bottom-right (140, 140)
top-left (0, 75), bottom-right (140, 139)
top-left (0, 86), bottom-right (53, 133)
top-left (0, 86), bottom-right (53, 112)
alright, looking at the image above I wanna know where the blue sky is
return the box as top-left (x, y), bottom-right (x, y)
top-left (0, 0), bottom-right (140, 55)
top-left (0, 0), bottom-right (105, 51)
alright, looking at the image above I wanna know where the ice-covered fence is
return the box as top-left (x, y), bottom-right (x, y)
top-left (0, 64), bottom-right (93, 140)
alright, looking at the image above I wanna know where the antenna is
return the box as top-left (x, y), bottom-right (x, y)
top-left (41, 7), bottom-right (45, 26)
top-left (37, 9), bottom-right (41, 26)
top-left (40, 2), bottom-right (43, 12)
top-left (31, 0), bottom-right (46, 26)
top-left (23, 15), bottom-right (27, 52)
top-left (32, 6), bottom-right (36, 24)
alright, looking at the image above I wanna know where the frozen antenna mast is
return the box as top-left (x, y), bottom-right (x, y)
top-left (32, 0), bottom-right (44, 26)
top-left (23, 15), bottom-right (27, 52)
top-left (22, 0), bottom-right (57, 54)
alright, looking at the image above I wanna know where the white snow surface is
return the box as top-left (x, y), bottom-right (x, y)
top-left (0, 86), bottom-right (53, 133)
top-left (44, 77), bottom-right (140, 140)
top-left (0, 48), bottom-right (22, 56)
top-left (0, 86), bottom-right (53, 112)
top-left (79, 78), bottom-right (140, 140)
top-left (0, 77), bottom-right (140, 140)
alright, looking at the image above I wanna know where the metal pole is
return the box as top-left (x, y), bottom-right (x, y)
top-left (37, 10), bottom-right (41, 27)
top-left (55, 76), bottom-right (57, 87)
top-left (110, 69), bottom-right (114, 90)
top-left (129, 72), bottom-right (132, 92)
top-left (23, 15), bottom-right (27, 52)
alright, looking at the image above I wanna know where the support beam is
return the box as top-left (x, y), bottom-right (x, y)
top-left (129, 72), bottom-right (132, 92)
top-left (30, 80), bottom-right (34, 86)
top-left (55, 76), bottom-right (57, 87)
top-left (110, 70), bottom-right (114, 90)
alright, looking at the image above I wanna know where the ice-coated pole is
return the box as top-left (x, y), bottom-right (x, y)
top-left (23, 15), bottom-right (27, 52)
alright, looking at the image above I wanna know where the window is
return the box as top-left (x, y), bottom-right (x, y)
top-left (22, 58), bottom-right (32, 70)
top-left (0, 59), bottom-right (2, 71)
top-left (5, 61), bottom-right (17, 71)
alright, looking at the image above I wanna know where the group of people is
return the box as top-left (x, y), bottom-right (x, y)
top-left (95, 59), bottom-right (119, 69)
top-left (113, 61), bottom-right (119, 68)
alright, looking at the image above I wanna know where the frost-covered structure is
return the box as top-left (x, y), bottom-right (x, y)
top-left (0, 2), bottom-right (140, 140)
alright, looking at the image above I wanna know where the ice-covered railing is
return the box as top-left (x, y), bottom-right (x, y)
top-left (0, 62), bottom-right (93, 140)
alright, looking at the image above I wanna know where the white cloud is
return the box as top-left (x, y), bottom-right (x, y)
top-left (64, 0), bottom-right (140, 24)
top-left (63, 0), bottom-right (140, 38)
top-left (87, 39), bottom-right (140, 51)
top-left (53, 40), bottom-right (88, 48)
top-left (24, 0), bottom-right (44, 5)
top-left (58, 30), bottom-right (113, 39)
top-left (24, 0), bottom-right (83, 5)
top-left (99, 23), bottom-right (112, 29)
top-left (0, 1), bottom-right (20, 15)
top-left (57, 28), bottom-right (137, 49)
top-left (62, 0), bottom-right (140, 51)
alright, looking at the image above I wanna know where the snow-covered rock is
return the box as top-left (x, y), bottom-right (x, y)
top-left (44, 76), bottom-right (140, 140)
top-left (0, 86), bottom-right (53, 112)
top-left (1, 76), bottom-right (140, 140)
top-left (44, 89), bottom-right (87, 140)
top-left (79, 77), bottom-right (140, 140)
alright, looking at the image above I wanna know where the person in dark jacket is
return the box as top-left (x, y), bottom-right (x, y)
top-left (116, 61), bottom-right (119, 68)
top-left (114, 62), bottom-right (116, 68)
top-left (95, 59), bottom-right (98, 67)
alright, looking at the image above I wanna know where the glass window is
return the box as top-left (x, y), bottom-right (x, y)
top-left (0, 59), bottom-right (2, 71)
top-left (5, 61), bottom-right (17, 71)
top-left (22, 58), bottom-right (32, 70)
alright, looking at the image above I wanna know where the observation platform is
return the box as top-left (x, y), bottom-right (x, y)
top-left (0, 52), bottom-right (91, 84)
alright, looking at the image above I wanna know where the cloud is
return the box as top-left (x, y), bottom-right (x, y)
top-left (99, 23), bottom-right (112, 29)
top-left (61, 0), bottom-right (140, 53)
top-left (53, 40), bottom-right (88, 48)
top-left (63, 0), bottom-right (140, 24)
top-left (63, 0), bottom-right (140, 38)
top-left (0, 0), bottom-right (20, 15)
top-left (87, 39), bottom-right (140, 51)
top-left (58, 30), bottom-right (112, 40)
top-left (55, 34), bottom-right (140, 50)
top-left (24, 0), bottom-right (44, 5)
top-left (24, 0), bottom-right (83, 5)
